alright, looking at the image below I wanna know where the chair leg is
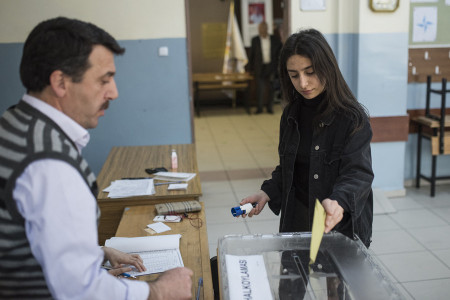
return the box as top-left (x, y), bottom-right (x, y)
top-left (431, 155), bottom-right (437, 197)
top-left (416, 126), bottom-right (423, 188)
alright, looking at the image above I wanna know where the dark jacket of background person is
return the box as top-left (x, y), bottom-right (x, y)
top-left (248, 34), bottom-right (282, 79)
top-left (260, 97), bottom-right (374, 247)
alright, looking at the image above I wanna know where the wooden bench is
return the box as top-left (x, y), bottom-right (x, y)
top-left (192, 72), bottom-right (253, 116)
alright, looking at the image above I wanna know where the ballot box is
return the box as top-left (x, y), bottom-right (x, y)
top-left (218, 232), bottom-right (404, 300)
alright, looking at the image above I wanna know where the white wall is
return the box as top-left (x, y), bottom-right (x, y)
top-left (0, 0), bottom-right (186, 42)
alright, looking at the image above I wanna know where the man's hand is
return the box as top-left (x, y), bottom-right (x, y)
top-left (148, 267), bottom-right (193, 300)
top-left (239, 190), bottom-right (270, 218)
top-left (102, 246), bottom-right (146, 272)
top-left (321, 198), bottom-right (344, 233)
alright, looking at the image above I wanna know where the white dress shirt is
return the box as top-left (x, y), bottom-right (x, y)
top-left (13, 94), bottom-right (149, 300)
top-left (260, 36), bottom-right (271, 64)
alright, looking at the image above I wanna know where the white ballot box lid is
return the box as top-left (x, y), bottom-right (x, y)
top-left (218, 232), bottom-right (405, 300)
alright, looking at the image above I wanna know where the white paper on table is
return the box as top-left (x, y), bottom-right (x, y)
top-left (167, 183), bottom-right (188, 190)
top-left (153, 172), bottom-right (196, 182)
top-left (103, 179), bottom-right (155, 198)
top-left (104, 234), bottom-right (183, 276)
top-left (225, 255), bottom-right (273, 300)
top-left (147, 222), bottom-right (171, 233)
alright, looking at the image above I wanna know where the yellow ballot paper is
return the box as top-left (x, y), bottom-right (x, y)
top-left (309, 199), bottom-right (326, 265)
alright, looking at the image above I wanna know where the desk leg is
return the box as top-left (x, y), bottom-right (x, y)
top-left (244, 80), bottom-right (251, 115)
top-left (416, 125), bottom-right (422, 188)
top-left (431, 155), bottom-right (436, 197)
top-left (194, 82), bottom-right (200, 117)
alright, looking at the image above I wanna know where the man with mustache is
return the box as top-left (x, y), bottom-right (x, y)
top-left (0, 17), bottom-right (192, 300)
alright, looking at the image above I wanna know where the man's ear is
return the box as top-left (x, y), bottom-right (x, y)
top-left (49, 70), bottom-right (68, 98)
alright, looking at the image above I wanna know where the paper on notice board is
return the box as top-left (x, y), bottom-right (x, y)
top-left (300, 0), bottom-right (326, 11)
top-left (413, 6), bottom-right (437, 42)
top-left (310, 199), bottom-right (326, 265)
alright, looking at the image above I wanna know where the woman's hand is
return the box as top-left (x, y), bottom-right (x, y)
top-left (102, 246), bottom-right (146, 273)
top-left (239, 190), bottom-right (270, 218)
top-left (321, 198), bottom-right (344, 233)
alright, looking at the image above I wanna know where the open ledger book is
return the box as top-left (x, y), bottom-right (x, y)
top-left (104, 234), bottom-right (183, 276)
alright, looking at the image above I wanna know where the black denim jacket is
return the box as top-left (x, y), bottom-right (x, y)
top-left (261, 99), bottom-right (374, 247)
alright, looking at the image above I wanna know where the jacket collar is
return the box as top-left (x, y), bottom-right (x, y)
top-left (286, 94), bottom-right (336, 127)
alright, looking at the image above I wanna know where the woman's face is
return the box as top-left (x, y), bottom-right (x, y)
top-left (286, 54), bottom-right (325, 100)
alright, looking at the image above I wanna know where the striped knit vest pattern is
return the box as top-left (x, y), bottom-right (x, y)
top-left (0, 101), bottom-right (98, 299)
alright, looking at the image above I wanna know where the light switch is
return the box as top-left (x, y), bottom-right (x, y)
top-left (158, 46), bottom-right (169, 56)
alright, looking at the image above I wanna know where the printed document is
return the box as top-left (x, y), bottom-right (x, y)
top-left (225, 255), bottom-right (273, 300)
top-left (103, 178), bottom-right (155, 198)
top-left (104, 234), bottom-right (183, 276)
top-left (152, 172), bottom-right (196, 182)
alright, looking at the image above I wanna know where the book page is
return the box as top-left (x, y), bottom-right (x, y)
top-left (104, 234), bottom-right (183, 275)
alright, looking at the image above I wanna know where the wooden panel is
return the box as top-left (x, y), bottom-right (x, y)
top-left (115, 203), bottom-right (213, 300)
top-left (408, 108), bottom-right (450, 133)
top-left (431, 133), bottom-right (450, 155)
top-left (370, 115), bottom-right (409, 143)
top-left (408, 48), bottom-right (450, 83)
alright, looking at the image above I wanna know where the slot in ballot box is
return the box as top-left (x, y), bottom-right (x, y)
top-left (218, 232), bottom-right (404, 300)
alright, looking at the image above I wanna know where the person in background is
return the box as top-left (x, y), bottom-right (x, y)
top-left (0, 17), bottom-right (192, 300)
top-left (240, 28), bottom-right (374, 248)
top-left (248, 21), bottom-right (282, 114)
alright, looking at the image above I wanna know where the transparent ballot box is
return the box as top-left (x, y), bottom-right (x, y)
top-left (218, 232), bottom-right (404, 300)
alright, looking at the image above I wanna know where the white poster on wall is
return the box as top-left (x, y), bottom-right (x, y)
top-left (412, 6), bottom-right (437, 42)
top-left (300, 0), bottom-right (326, 11)
top-left (241, 0), bottom-right (273, 47)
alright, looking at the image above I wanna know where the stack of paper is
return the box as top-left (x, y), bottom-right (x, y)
top-left (104, 234), bottom-right (183, 276)
top-left (103, 179), bottom-right (155, 198)
top-left (153, 172), bottom-right (196, 182)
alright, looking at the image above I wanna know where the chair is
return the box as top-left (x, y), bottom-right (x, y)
top-left (414, 75), bottom-right (450, 196)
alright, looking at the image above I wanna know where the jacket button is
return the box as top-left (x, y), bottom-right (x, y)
top-left (314, 145), bottom-right (320, 150)
top-left (319, 122), bottom-right (324, 128)
top-left (314, 174), bottom-right (319, 179)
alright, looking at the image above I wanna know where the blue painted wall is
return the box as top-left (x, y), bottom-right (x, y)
top-left (0, 38), bottom-right (192, 174)
top-left (324, 32), bottom-right (409, 192)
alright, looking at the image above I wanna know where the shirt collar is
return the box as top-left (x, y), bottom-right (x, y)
top-left (22, 94), bottom-right (90, 153)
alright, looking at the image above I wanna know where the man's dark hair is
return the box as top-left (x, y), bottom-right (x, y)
top-left (20, 17), bottom-right (125, 92)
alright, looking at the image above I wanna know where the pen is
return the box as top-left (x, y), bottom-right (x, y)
top-left (196, 277), bottom-right (203, 300)
top-left (121, 177), bottom-right (152, 180)
top-left (102, 265), bottom-right (137, 278)
top-left (120, 272), bottom-right (137, 279)
top-left (154, 181), bottom-right (183, 186)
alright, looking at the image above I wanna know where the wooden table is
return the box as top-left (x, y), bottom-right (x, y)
top-left (193, 72), bottom-right (253, 116)
top-left (96, 144), bottom-right (202, 245)
top-left (115, 204), bottom-right (213, 300)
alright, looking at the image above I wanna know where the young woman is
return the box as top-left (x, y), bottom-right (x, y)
top-left (240, 28), bottom-right (374, 247)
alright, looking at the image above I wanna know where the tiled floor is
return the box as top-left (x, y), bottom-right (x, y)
top-left (194, 103), bottom-right (450, 300)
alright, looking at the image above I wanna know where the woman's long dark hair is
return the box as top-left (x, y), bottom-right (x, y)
top-left (278, 28), bottom-right (368, 133)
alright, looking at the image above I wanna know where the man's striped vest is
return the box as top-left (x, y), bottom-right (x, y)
top-left (0, 100), bottom-right (98, 299)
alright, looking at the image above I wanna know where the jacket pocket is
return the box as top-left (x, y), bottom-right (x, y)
top-left (323, 146), bottom-right (342, 184)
